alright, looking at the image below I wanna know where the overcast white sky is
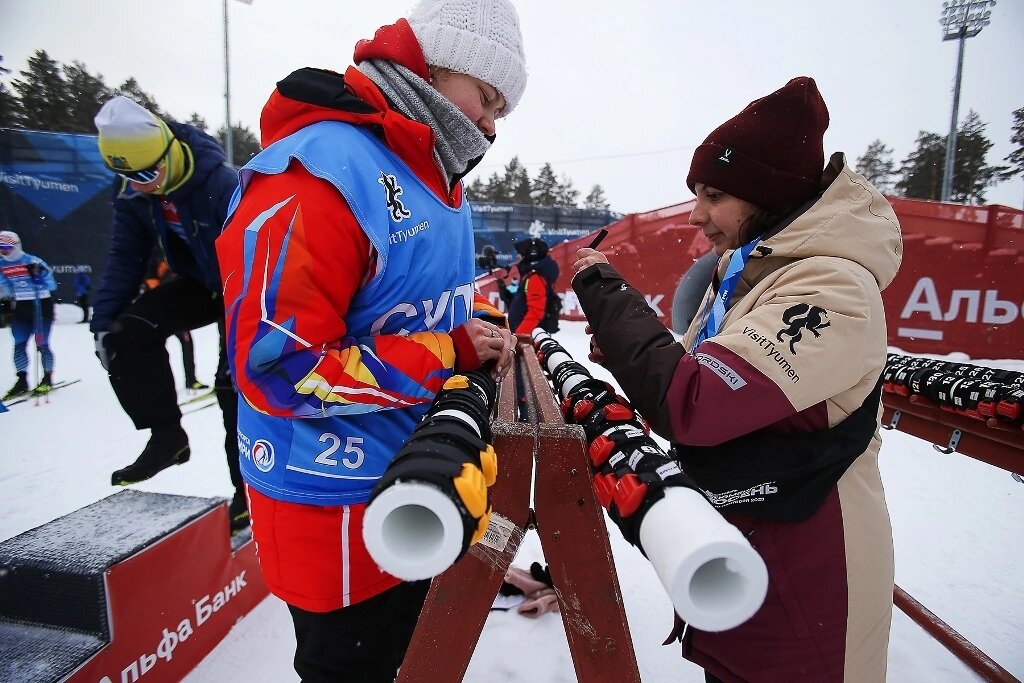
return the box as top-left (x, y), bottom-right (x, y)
top-left (2, 0), bottom-right (1022, 213)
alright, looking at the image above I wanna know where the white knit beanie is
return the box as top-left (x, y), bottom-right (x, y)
top-left (408, 0), bottom-right (527, 116)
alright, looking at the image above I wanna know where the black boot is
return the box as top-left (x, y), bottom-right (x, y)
top-left (4, 372), bottom-right (28, 400)
top-left (111, 424), bottom-right (191, 485)
top-left (228, 489), bottom-right (250, 532)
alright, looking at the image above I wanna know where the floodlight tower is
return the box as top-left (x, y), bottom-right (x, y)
top-left (223, 0), bottom-right (253, 167)
top-left (938, 0), bottom-right (996, 202)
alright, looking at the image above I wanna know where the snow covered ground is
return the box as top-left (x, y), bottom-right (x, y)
top-left (2, 307), bottom-right (1021, 682)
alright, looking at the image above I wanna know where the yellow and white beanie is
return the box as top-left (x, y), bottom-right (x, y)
top-left (94, 96), bottom-right (174, 172)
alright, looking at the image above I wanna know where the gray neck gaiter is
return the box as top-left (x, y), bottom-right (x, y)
top-left (358, 59), bottom-right (490, 185)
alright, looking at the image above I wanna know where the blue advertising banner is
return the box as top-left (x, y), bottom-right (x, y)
top-left (470, 202), bottom-right (618, 274)
top-left (0, 127), bottom-right (618, 302)
top-left (0, 128), bottom-right (115, 304)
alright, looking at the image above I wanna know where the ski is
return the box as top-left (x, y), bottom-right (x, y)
top-left (2, 379), bottom-right (82, 408)
top-left (182, 398), bottom-right (218, 415)
top-left (179, 389), bottom-right (216, 407)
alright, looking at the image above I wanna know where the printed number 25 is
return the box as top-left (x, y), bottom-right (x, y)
top-left (315, 433), bottom-right (365, 469)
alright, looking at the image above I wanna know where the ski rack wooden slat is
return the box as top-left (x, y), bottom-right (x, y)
top-left (881, 393), bottom-right (1024, 475)
top-left (399, 341), bottom-right (641, 683)
top-left (882, 392), bottom-right (1023, 683)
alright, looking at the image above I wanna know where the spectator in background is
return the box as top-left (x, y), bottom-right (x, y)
top-left (507, 237), bottom-right (560, 334)
top-left (91, 95), bottom-right (246, 530)
top-left (73, 266), bottom-right (91, 324)
top-left (496, 273), bottom-right (519, 307)
top-left (0, 230), bottom-right (58, 398)
top-left (143, 252), bottom-right (208, 392)
top-left (216, 0), bottom-right (525, 679)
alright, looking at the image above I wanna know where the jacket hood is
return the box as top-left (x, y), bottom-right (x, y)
top-left (260, 18), bottom-right (426, 149)
top-left (749, 153), bottom-right (902, 291)
top-left (257, 18), bottom-right (494, 199)
top-left (257, 17), bottom-right (469, 201)
top-left (260, 67), bottom-right (387, 148)
top-left (353, 18), bottom-right (430, 80)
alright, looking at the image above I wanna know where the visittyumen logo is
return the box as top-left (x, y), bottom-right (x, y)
top-left (379, 172), bottom-right (411, 222)
top-left (777, 303), bottom-right (831, 354)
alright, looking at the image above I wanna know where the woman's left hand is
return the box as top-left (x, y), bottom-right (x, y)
top-left (458, 319), bottom-right (515, 379)
top-left (573, 248), bottom-right (608, 277)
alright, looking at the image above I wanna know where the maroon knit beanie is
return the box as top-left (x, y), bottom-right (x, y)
top-left (686, 76), bottom-right (829, 212)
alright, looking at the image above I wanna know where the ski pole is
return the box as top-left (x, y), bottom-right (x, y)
top-left (32, 278), bottom-right (46, 405)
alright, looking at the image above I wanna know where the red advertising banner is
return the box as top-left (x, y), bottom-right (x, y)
top-left (65, 505), bottom-right (267, 683)
top-left (477, 197), bottom-right (1024, 361)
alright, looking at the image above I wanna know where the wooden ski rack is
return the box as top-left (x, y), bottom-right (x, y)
top-left (398, 339), bottom-right (641, 683)
top-left (881, 392), bottom-right (1024, 476)
top-left (882, 391), bottom-right (1023, 683)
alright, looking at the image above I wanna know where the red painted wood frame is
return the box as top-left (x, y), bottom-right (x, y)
top-left (882, 392), bottom-right (1023, 683)
top-left (398, 341), bottom-right (641, 683)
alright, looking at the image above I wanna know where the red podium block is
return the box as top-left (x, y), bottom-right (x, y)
top-left (0, 490), bottom-right (268, 683)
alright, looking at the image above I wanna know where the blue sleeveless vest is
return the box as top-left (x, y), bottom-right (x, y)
top-left (229, 121), bottom-right (475, 505)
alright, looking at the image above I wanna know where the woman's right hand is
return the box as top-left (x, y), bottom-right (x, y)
top-left (572, 248), bottom-right (608, 278)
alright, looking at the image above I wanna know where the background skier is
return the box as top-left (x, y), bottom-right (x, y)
top-left (0, 230), bottom-right (58, 398)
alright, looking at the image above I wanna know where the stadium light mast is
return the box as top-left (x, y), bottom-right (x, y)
top-left (938, 0), bottom-right (996, 202)
top-left (223, 0), bottom-right (253, 167)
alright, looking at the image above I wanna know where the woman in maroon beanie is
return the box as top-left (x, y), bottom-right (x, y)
top-left (572, 77), bottom-right (903, 682)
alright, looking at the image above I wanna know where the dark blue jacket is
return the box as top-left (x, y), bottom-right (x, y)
top-left (73, 271), bottom-right (91, 296)
top-left (90, 121), bottom-right (238, 332)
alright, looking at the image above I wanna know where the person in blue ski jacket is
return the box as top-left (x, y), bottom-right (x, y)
top-left (0, 230), bottom-right (58, 399)
top-left (91, 96), bottom-right (247, 529)
top-left (73, 266), bottom-right (91, 324)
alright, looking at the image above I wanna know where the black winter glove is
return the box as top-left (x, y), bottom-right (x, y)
top-left (94, 331), bottom-right (118, 371)
top-left (0, 298), bottom-right (14, 328)
top-left (369, 370), bottom-right (498, 557)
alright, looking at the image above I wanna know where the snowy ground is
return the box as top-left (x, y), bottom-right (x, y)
top-left (2, 307), bottom-right (1021, 682)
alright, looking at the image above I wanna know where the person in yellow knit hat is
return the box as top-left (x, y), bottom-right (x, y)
top-left (91, 95), bottom-right (247, 531)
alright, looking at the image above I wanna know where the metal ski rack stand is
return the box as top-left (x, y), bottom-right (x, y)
top-left (398, 336), bottom-right (642, 683)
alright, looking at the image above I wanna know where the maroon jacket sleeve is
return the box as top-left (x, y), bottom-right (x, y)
top-left (573, 262), bottom-right (796, 445)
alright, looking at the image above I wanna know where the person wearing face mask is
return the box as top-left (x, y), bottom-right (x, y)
top-left (215, 1), bottom-right (525, 680)
top-left (507, 236), bottom-right (560, 334)
top-left (92, 97), bottom-right (247, 531)
top-left (0, 230), bottom-right (58, 399)
top-left (572, 77), bottom-right (902, 682)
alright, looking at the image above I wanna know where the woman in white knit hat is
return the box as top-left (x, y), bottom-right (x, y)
top-left (216, 1), bottom-right (527, 680)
